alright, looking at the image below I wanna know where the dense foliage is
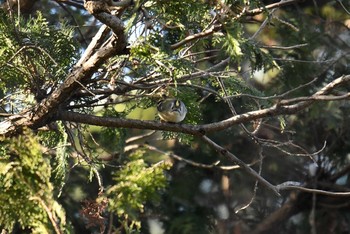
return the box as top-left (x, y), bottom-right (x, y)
top-left (0, 0), bottom-right (349, 233)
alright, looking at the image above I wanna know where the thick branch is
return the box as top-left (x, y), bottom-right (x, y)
top-left (1, 70), bottom-right (349, 138)
top-left (202, 75), bottom-right (350, 133)
top-left (0, 6), bottom-right (127, 137)
top-left (55, 109), bottom-right (271, 135)
top-left (52, 75), bottom-right (350, 137)
top-left (57, 111), bottom-right (202, 136)
top-left (75, 25), bottom-right (110, 67)
top-left (32, 42), bottom-right (118, 126)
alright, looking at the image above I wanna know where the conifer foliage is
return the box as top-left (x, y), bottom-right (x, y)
top-left (0, 0), bottom-right (350, 233)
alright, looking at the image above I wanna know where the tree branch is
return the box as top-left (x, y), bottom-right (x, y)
top-left (0, 5), bottom-right (128, 137)
top-left (251, 179), bottom-right (350, 234)
top-left (57, 111), bottom-right (202, 136)
top-left (247, 0), bottom-right (302, 16)
top-left (52, 75), bottom-right (350, 137)
top-left (200, 135), bottom-right (280, 195)
top-left (170, 24), bottom-right (222, 50)
top-left (1, 68), bottom-right (349, 141)
top-left (169, 0), bottom-right (303, 50)
top-left (277, 184), bottom-right (350, 197)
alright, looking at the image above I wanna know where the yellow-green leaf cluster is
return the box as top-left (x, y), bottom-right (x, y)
top-left (0, 130), bottom-right (66, 232)
top-left (106, 150), bottom-right (170, 232)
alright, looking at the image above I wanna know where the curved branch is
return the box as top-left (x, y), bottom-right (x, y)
top-left (249, 192), bottom-right (300, 234)
top-left (247, 0), bottom-right (302, 16)
top-left (201, 135), bottom-right (280, 195)
top-left (57, 111), bottom-right (202, 136)
top-left (0, 6), bottom-right (128, 137)
top-left (1, 71), bottom-right (349, 140)
top-left (202, 75), bottom-right (350, 133)
top-left (169, 0), bottom-right (303, 50)
top-left (143, 144), bottom-right (223, 170)
top-left (277, 184), bottom-right (350, 197)
top-left (57, 110), bottom-right (280, 193)
top-left (170, 24), bottom-right (222, 50)
top-left (52, 75), bottom-right (350, 138)
top-left (251, 179), bottom-right (350, 234)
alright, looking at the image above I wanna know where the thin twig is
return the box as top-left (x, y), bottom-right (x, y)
top-left (235, 147), bottom-right (264, 213)
top-left (277, 185), bottom-right (350, 196)
top-left (29, 196), bottom-right (63, 234)
top-left (336, 0), bottom-right (350, 15)
top-left (250, 7), bottom-right (276, 40)
top-left (144, 144), bottom-right (222, 169)
top-left (125, 130), bottom-right (157, 144)
top-left (261, 43), bottom-right (308, 50)
top-left (56, 1), bottom-right (88, 46)
top-left (170, 24), bottom-right (222, 50)
top-left (200, 135), bottom-right (280, 195)
top-left (247, 0), bottom-right (302, 16)
top-left (280, 92), bottom-right (350, 105)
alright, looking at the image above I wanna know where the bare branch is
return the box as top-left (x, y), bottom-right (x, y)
top-left (247, 0), bottom-right (302, 16)
top-left (57, 111), bottom-right (202, 136)
top-left (52, 75), bottom-right (350, 138)
top-left (203, 75), bottom-right (350, 133)
top-left (0, 6), bottom-right (128, 137)
top-left (76, 25), bottom-right (110, 67)
top-left (142, 144), bottom-right (222, 169)
top-left (200, 135), bottom-right (280, 195)
top-left (235, 147), bottom-right (264, 213)
top-left (170, 24), bottom-right (222, 50)
top-left (277, 184), bottom-right (350, 197)
top-left (261, 43), bottom-right (309, 50)
top-left (280, 92), bottom-right (350, 105)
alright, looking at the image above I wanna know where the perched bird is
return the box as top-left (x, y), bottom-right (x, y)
top-left (157, 98), bottom-right (187, 123)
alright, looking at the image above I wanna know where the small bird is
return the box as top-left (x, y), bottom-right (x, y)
top-left (157, 98), bottom-right (187, 123)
